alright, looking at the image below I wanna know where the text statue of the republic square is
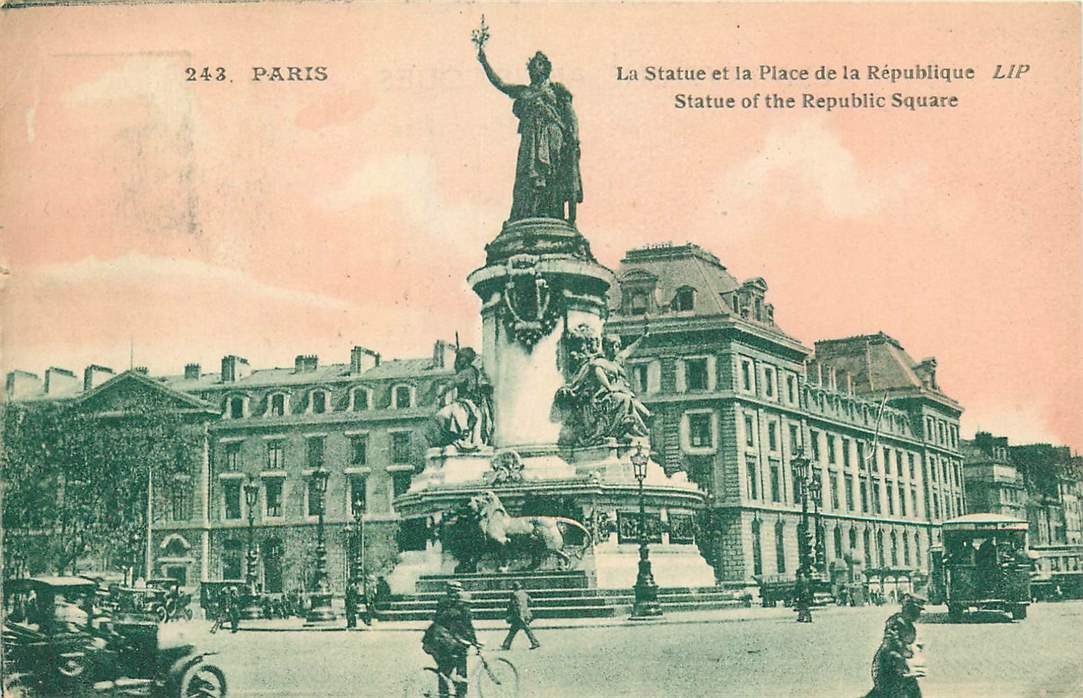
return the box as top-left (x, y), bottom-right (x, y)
top-left (388, 18), bottom-right (717, 607)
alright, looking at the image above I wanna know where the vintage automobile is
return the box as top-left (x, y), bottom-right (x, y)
top-left (145, 578), bottom-right (195, 623)
top-left (2, 576), bottom-right (227, 697)
top-left (927, 513), bottom-right (1037, 621)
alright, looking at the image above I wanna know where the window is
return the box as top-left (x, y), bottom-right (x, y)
top-left (872, 478), bottom-right (882, 514)
top-left (767, 422), bottom-right (779, 452)
top-left (223, 480), bottom-right (242, 520)
top-left (775, 522), bottom-right (786, 574)
top-left (898, 482), bottom-right (907, 516)
top-left (883, 447), bottom-right (892, 475)
top-left (306, 478), bottom-right (325, 516)
top-left (876, 530), bottom-right (886, 567)
top-left (809, 431), bottom-right (821, 462)
top-left (391, 432), bottom-right (412, 464)
top-left (310, 390), bottom-right (328, 414)
top-left (745, 457), bottom-right (759, 500)
top-left (223, 442), bottom-right (241, 471)
top-left (223, 540), bottom-right (243, 580)
top-left (228, 396), bottom-right (245, 419)
top-left (751, 520), bottom-right (763, 576)
top-left (908, 453), bottom-right (916, 480)
top-left (833, 527), bottom-right (843, 559)
top-left (830, 472), bottom-right (840, 510)
top-left (769, 459), bottom-right (782, 502)
top-left (350, 435), bottom-right (368, 466)
top-left (350, 476), bottom-right (367, 514)
top-left (306, 436), bottom-right (325, 468)
top-left (632, 365), bottom-right (649, 394)
top-left (826, 434), bottom-right (836, 465)
top-left (937, 421), bottom-right (946, 444)
top-left (886, 483), bottom-right (895, 515)
top-left (863, 529), bottom-right (872, 563)
top-left (673, 287), bottom-right (695, 312)
top-left (842, 438), bottom-right (851, 468)
top-left (744, 415), bottom-right (756, 448)
top-left (903, 532), bottom-right (911, 566)
top-left (786, 375), bottom-right (797, 404)
top-left (763, 367), bottom-right (776, 398)
top-left (629, 292), bottom-right (648, 315)
top-left (268, 393), bottom-right (286, 417)
top-left (891, 531), bottom-right (899, 566)
top-left (848, 528), bottom-right (857, 554)
top-left (925, 416), bottom-right (934, 440)
top-left (686, 359), bottom-right (709, 392)
top-left (392, 472), bottom-right (412, 498)
top-left (688, 413), bottom-right (713, 449)
top-left (740, 359), bottom-right (755, 392)
top-left (266, 440), bottom-right (285, 470)
top-left (914, 534), bottom-right (922, 569)
top-left (844, 474), bottom-right (855, 511)
top-left (859, 478), bottom-right (869, 513)
top-left (264, 479), bottom-right (283, 518)
top-left (789, 425), bottom-right (801, 452)
top-left (351, 388), bottom-right (371, 411)
top-left (170, 486), bottom-right (191, 521)
top-left (393, 385), bottom-right (414, 409)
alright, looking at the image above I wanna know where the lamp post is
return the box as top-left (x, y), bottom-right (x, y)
top-left (809, 469), bottom-right (825, 576)
top-left (305, 467), bottom-right (336, 624)
top-left (241, 477), bottom-right (262, 619)
top-left (629, 445), bottom-right (662, 619)
top-left (346, 493), bottom-right (369, 630)
top-left (791, 452), bottom-right (816, 579)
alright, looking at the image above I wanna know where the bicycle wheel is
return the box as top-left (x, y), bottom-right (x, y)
top-left (401, 668), bottom-right (444, 698)
top-left (477, 657), bottom-right (519, 698)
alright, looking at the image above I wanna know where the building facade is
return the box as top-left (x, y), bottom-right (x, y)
top-left (7, 242), bottom-right (971, 596)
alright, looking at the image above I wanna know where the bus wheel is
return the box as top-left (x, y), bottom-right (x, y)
top-left (1011, 604), bottom-right (1027, 620)
top-left (948, 605), bottom-right (963, 622)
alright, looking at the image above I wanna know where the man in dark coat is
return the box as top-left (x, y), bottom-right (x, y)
top-left (864, 593), bottom-right (926, 698)
top-left (500, 581), bottom-right (541, 650)
top-left (793, 571), bottom-right (814, 623)
top-left (345, 582), bottom-right (358, 629)
top-left (228, 587), bottom-right (241, 634)
top-left (426, 581), bottom-right (478, 698)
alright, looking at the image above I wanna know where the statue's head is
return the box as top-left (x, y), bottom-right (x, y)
top-left (527, 51), bottom-right (552, 83)
top-left (455, 347), bottom-right (477, 371)
top-left (602, 334), bottom-right (622, 358)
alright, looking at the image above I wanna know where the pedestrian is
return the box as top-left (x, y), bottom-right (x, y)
top-left (421, 581), bottom-right (478, 698)
top-left (500, 581), bottom-right (540, 650)
top-left (228, 586), bottom-right (241, 634)
top-left (375, 576), bottom-right (392, 612)
top-left (864, 593), bottom-right (926, 698)
top-left (345, 582), bottom-right (358, 629)
top-left (363, 575), bottom-right (377, 626)
top-left (793, 571), bottom-right (814, 623)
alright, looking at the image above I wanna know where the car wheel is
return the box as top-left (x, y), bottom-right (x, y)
top-left (179, 663), bottom-right (227, 698)
top-left (157, 605), bottom-right (169, 623)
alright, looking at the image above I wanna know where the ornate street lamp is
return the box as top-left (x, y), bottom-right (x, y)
top-left (241, 477), bottom-right (262, 619)
top-left (346, 492), bottom-right (369, 630)
top-left (808, 468), bottom-right (825, 576)
top-left (791, 452), bottom-right (816, 579)
top-left (305, 467), bottom-right (337, 624)
top-left (629, 445), bottom-right (662, 619)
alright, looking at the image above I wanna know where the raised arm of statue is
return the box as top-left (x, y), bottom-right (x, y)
top-left (477, 48), bottom-right (525, 98)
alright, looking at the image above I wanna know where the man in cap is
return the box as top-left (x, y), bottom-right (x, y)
top-left (500, 581), bottom-right (541, 650)
top-left (423, 581), bottom-right (478, 698)
top-left (864, 592), bottom-right (926, 698)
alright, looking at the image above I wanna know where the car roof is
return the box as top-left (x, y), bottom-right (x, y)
top-left (8, 576), bottom-right (99, 590)
top-left (942, 512), bottom-right (1029, 531)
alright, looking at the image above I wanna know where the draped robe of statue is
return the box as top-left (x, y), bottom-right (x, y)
top-left (510, 82), bottom-right (583, 221)
top-left (435, 354), bottom-right (494, 451)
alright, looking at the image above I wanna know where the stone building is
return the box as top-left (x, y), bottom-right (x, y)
top-left (962, 437), bottom-right (1083, 584)
top-left (607, 243), bottom-right (966, 594)
top-left (6, 241), bottom-right (970, 596)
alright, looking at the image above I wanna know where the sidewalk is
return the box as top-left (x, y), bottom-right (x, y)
top-left (220, 602), bottom-right (866, 633)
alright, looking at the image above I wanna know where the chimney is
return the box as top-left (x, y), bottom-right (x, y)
top-left (294, 354), bottom-right (319, 372)
top-left (184, 363), bottom-right (201, 380)
top-left (431, 340), bottom-right (457, 369)
top-left (350, 346), bottom-right (380, 374)
top-left (133, 366), bottom-right (149, 375)
top-left (5, 370), bottom-right (42, 400)
top-left (221, 355), bottom-right (251, 383)
top-left (83, 365), bottom-right (115, 391)
top-left (44, 367), bottom-right (79, 395)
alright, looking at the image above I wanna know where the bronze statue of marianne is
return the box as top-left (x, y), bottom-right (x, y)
top-left (477, 44), bottom-right (583, 225)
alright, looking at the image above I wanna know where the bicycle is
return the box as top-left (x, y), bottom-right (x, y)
top-left (402, 644), bottom-right (519, 698)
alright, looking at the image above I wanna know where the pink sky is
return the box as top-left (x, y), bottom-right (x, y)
top-left (0, 3), bottom-right (1079, 450)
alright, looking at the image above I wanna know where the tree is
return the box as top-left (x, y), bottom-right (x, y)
top-left (1, 394), bottom-right (203, 577)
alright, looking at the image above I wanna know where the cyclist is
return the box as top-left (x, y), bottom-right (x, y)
top-left (422, 581), bottom-right (479, 698)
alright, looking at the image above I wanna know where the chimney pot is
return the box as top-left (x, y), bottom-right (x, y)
top-left (184, 363), bottom-right (201, 380)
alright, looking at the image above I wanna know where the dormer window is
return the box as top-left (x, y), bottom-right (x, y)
top-left (350, 386), bottom-right (371, 412)
top-left (629, 292), bottom-right (648, 316)
top-left (266, 392), bottom-right (288, 418)
top-left (309, 389), bottom-right (329, 414)
top-left (673, 286), bottom-right (695, 312)
top-left (225, 395), bottom-right (248, 419)
top-left (392, 384), bottom-right (415, 409)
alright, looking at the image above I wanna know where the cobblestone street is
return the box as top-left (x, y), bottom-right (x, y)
top-left (187, 601), bottom-right (1083, 697)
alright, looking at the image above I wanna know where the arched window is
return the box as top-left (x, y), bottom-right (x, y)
top-left (309, 389), bottom-right (329, 414)
top-left (225, 395), bottom-right (248, 419)
top-left (863, 529), bottom-right (872, 563)
top-left (890, 531), bottom-right (899, 566)
top-left (673, 286), bottom-right (696, 312)
top-left (392, 384), bottom-right (415, 409)
top-left (751, 519), bottom-right (763, 577)
top-left (903, 531), bottom-right (911, 566)
top-left (774, 521), bottom-right (786, 574)
top-left (848, 528), bottom-right (857, 555)
top-left (266, 392), bottom-right (288, 417)
top-left (350, 386), bottom-right (371, 412)
top-left (876, 530), bottom-right (886, 568)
